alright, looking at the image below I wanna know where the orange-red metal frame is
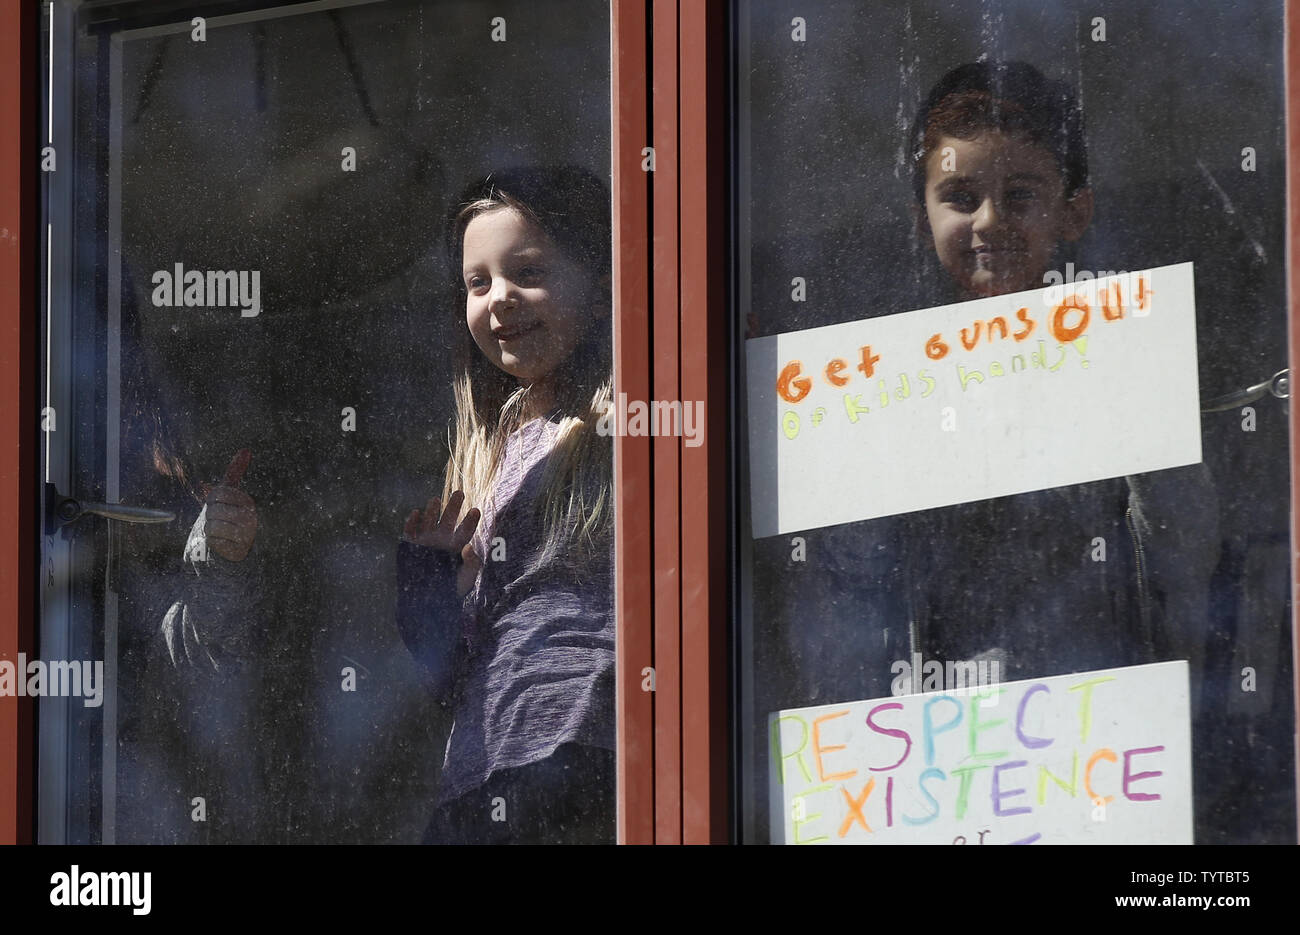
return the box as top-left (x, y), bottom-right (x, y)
top-left (675, 0), bottom-right (728, 844)
top-left (616, 0), bottom-right (729, 844)
top-left (0, 0), bottom-right (38, 846)
top-left (612, 0), bottom-right (656, 844)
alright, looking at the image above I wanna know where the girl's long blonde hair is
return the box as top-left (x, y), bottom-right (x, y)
top-left (440, 166), bottom-right (613, 576)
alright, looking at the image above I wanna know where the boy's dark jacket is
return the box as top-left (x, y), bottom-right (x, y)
top-left (771, 439), bottom-right (1220, 710)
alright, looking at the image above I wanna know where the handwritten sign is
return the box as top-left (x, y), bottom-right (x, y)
top-left (745, 263), bottom-right (1201, 537)
top-left (769, 661), bottom-right (1192, 844)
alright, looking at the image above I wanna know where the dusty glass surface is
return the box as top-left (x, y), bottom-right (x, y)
top-left (38, 0), bottom-right (613, 843)
top-left (733, 0), bottom-right (1294, 844)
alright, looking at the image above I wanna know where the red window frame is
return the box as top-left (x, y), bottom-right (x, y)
top-left (0, 0), bottom-right (38, 848)
top-left (613, 0), bottom-right (729, 844)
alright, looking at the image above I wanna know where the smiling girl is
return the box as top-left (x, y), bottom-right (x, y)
top-left (396, 165), bottom-right (615, 844)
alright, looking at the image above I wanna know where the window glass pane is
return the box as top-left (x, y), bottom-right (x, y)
top-left (39, 0), bottom-right (614, 843)
top-left (734, 0), bottom-right (1294, 844)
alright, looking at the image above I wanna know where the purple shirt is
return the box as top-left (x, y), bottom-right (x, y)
top-left (396, 416), bottom-right (615, 804)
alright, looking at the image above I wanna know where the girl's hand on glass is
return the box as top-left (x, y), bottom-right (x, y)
top-left (403, 491), bottom-right (481, 557)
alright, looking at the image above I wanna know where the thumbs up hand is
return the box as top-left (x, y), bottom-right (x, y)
top-left (204, 449), bottom-right (258, 563)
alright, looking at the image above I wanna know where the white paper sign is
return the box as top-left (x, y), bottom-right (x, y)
top-left (746, 263), bottom-right (1201, 538)
top-left (769, 661), bottom-right (1193, 845)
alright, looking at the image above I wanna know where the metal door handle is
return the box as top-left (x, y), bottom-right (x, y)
top-left (1201, 369), bottom-right (1289, 412)
top-left (45, 482), bottom-right (175, 535)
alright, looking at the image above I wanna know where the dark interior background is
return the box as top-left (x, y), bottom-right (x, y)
top-left (64, 0), bottom-right (609, 843)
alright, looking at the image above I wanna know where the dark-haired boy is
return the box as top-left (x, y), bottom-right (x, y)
top-left (902, 62), bottom-right (1218, 692)
top-left (912, 61), bottom-right (1093, 302)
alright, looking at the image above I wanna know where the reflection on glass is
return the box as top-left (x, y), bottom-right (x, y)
top-left (735, 0), bottom-right (1293, 845)
top-left (40, 0), bottom-right (611, 844)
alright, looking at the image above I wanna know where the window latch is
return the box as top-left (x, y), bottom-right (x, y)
top-left (1200, 368), bottom-right (1289, 412)
top-left (44, 482), bottom-right (175, 536)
